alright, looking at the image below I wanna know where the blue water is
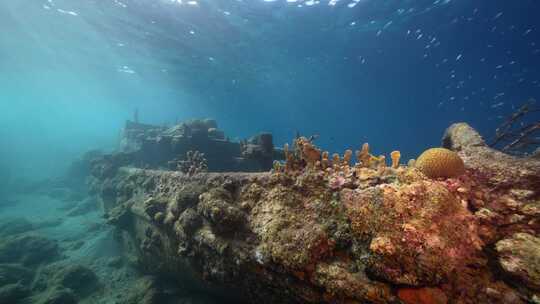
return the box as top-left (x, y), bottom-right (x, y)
top-left (0, 1), bottom-right (539, 302)
top-left (1, 0), bottom-right (539, 180)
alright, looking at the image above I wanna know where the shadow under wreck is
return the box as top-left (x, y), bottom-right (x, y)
top-left (89, 120), bottom-right (540, 304)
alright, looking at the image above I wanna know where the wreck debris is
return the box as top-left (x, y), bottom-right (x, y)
top-left (90, 123), bottom-right (540, 304)
top-left (133, 108), bottom-right (139, 123)
top-left (490, 98), bottom-right (540, 155)
top-left (240, 133), bottom-right (276, 170)
top-left (118, 118), bottom-right (282, 171)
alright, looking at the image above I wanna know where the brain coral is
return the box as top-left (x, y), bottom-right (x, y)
top-left (415, 148), bottom-right (465, 178)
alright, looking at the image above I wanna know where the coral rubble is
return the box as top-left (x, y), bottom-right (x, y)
top-left (91, 122), bottom-right (540, 304)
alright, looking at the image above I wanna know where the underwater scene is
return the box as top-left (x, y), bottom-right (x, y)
top-left (1, 0), bottom-right (539, 303)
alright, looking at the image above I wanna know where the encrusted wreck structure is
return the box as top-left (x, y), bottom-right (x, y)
top-left (90, 122), bottom-right (540, 304)
top-left (118, 118), bottom-right (280, 172)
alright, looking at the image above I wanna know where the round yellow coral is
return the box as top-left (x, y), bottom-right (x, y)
top-left (415, 148), bottom-right (465, 178)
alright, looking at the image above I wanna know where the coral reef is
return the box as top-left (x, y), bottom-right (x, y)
top-left (173, 150), bottom-right (208, 176)
top-left (90, 122), bottom-right (540, 304)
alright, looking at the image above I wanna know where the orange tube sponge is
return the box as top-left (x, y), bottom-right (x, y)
top-left (302, 144), bottom-right (321, 166)
top-left (415, 148), bottom-right (465, 178)
top-left (359, 143), bottom-right (371, 167)
top-left (332, 153), bottom-right (340, 165)
top-left (377, 155), bottom-right (386, 173)
top-left (343, 149), bottom-right (353, 165)
top-left (390, 151), bottom-right (401, 169)
top-left (321, 151), bottom-right (330, 169)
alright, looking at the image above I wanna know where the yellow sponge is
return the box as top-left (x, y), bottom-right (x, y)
top-left (415, 148), bottom-right (465, 178)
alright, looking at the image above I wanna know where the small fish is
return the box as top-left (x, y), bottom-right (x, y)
top-left (456, 54), bottom-right (462, 61)
top-left (57, 9), bottom-right (78, 16)
top-left (494, 12), bottom-right (503, 20)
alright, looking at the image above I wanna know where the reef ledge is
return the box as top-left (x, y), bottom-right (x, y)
top-left (90, 123), bottom-right (540, 304)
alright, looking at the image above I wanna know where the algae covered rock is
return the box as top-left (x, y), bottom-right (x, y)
top-left (31, 263), bottom-right (100, 303)
top-left (0, 218), bottom-right (34, 236)
top-left (0, 263), bottom-right (34, 286)
top-left (52, 264), bottom-right (99, 297)
top-left (198, 187), bottom-right (246, 233)
top-left (0, 235), bottom-right (60, 265)
top-left (66, 196), bottom-right (98, 217)
top-left (342, 180), bottom-right (482, 286)
top-left (397, 287), bottom-right (448, 304)
top-left (121, 275), bottom-right (163, 304)
top-left (0, 282), bottom-right (30, 303)
top-left (38, 288), bottom-right (77, 304)
top-left (496, 233), bottom-right (540, 290)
